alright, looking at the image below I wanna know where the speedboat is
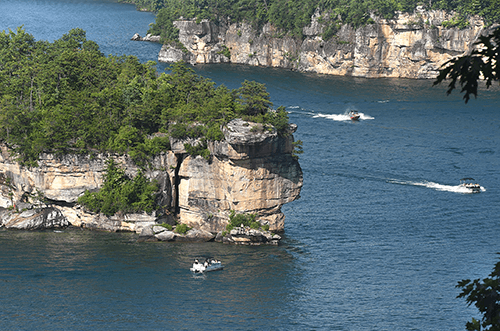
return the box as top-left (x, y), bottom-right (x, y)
top-left (460, 178), bottom-right (481, 193)
top-left (190, 258), bottom-right (224, 273)
top-left (349, 110), bottom-right (360, 121)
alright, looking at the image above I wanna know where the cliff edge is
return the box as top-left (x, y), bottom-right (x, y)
top-left (0, 119), bottom-right (302, 235)
top-left (157, 9), bottom-right (485, 79)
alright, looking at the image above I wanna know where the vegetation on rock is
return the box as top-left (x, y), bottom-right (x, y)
top-left (174, 223), bottom-right (190, 234)
top-left (78, 159), bottom-right (158, 216)
top-left (136, 0), bottom-right (500, 42)
top-left (0, 27), bottom-right (291, 166)
top-left (224, 210), bottom-right (267, 232)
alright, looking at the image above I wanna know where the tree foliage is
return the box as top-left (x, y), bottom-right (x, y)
top-left (434, 26), bottom-right (500, 103)
top-left (77, 159), bottom-right (158, 216)
top-left (457, 255), bottom-right (500, 331)
top-left (0, 28), bottom-right (288, 165)
top-left (226, 210), bottom-right (260, 231)
top-left (139, 0), bottom-right (500, 41)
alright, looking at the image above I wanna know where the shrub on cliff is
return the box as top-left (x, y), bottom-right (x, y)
top-left (174, 223), bottom-right (190, 234)
top-left (78, 159), bottom-right (158, 216)
top-left (225, 210), bottom-right (260, 232)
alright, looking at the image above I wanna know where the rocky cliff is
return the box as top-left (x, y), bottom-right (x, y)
top-left (157, 9), bottom-right (485, 79)
top-left (0, 119), bottom-right (302, 235)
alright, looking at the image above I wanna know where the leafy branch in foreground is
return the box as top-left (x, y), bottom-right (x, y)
top-left (434, 26), bottom-right (500, 103)
top-left (457, 254), bottom-right (500, 331)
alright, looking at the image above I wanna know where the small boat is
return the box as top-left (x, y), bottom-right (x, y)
top-left (190, 258), bottom-right (224, 273)
top-left (460, 178), bottom-right (481, 193)
top-left (349, 110), bottom-right (360, 121)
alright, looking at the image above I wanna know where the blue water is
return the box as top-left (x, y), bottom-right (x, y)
top-left (1, 1), bottom-right (500, 330)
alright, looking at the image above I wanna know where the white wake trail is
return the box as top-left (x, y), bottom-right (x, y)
top-left (313, 112), bottom-right (374, 121)
top-left (389, 180), bottom-right (486, 194)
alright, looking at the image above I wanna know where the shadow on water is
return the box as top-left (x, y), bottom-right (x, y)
top-left (0, 228), bottom-right (305, 330)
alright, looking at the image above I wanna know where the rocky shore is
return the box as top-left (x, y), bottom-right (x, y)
top-left (136, 223), bottom-right (281, 245)
top-left (131, 33), bottom-right (160, 42)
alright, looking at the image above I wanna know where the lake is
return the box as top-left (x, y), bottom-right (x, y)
top-left (1, 1), bottom-right (500, 330)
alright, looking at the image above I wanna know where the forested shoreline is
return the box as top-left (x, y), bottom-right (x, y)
top-left (0, 27), bottom-right (289, 167)
top-left (120, 0), bottom-right (500, 43)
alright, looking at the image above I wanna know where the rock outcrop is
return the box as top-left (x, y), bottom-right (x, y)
top-left (0, 207), bottom-right (68, 230)
top-left (131, 33), bottom-right (161, 42)
top-left (217, 225), bottom-right (282, 245)
top-left (157, 10), bottom-right (486, 79)
top-left (0, 119), bottom-right (302, 237)
top-left (137, 225), bottom-right (215, 242)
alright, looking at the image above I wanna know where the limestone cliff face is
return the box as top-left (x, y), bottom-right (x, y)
top-left (0, 145), bottom-right (174, 232)
top-left (0, 120), bottom-right (302, 233)
top-left (177, 119), bottom-right (302, 233)
top-left (158, 10), bottom-right (485, 79)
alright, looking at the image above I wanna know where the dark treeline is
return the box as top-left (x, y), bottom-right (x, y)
top-left (121, 0), bottom-right (500, 42)
top-left (0, 27), bottom-right (289, 166)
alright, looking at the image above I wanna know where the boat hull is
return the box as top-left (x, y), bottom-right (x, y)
top-left (460, 183), bottom-right (481, 193)
top-left (190, 263), bottom-right (224, 273)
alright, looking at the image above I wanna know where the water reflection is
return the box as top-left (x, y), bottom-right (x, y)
top-left (0, 228), bottom-right (304, 329)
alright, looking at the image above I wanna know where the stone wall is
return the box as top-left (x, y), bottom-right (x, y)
top-left (157, 10), bottom-right (486, 79)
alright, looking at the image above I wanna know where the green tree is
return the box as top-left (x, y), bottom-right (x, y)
top-left (0, 29), bottom-right (291, 166)
top-left (235, 80), bottom-right (273, 116)
top-left (78, 159), bottom-right (158, 216)
top-left (457, 255), bottom-right (500, 331)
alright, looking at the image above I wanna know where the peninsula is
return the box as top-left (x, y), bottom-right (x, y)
top-left (0, 28), bottom-right (303, 244)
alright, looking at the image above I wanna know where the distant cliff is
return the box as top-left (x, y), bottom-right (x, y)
top-left (0, 119), bottom-right (302, 235)
top-left (157, 9), bottom-right (486, 79)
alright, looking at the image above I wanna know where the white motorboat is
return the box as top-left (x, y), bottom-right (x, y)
top-left (190, 258), bottom-right (224, 273)
top-left (460, 178), bottom-right (481, 193)
top-left (349, 110), bottom-right (360, 121)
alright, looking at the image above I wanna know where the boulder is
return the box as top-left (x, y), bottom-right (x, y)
top-left (225, 226), bottom-right (281, 245)
top-left (185, 228), bottom-right (215, 242)
top-left (215, 231), bottom-right (224, 242)
top-left (138, 225), bottom-right (156, 242)
top-left (142, 34), bottom-right (160, 42)
top-left (152, 225), bottom-right (167, 234)
top-left (155, 230), bottom-right (175, 241)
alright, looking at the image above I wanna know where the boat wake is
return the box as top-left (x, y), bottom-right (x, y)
top-left (313, 112), bottom-right (374, 121)
top-left (388, 180), bottom-right (486, 194)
